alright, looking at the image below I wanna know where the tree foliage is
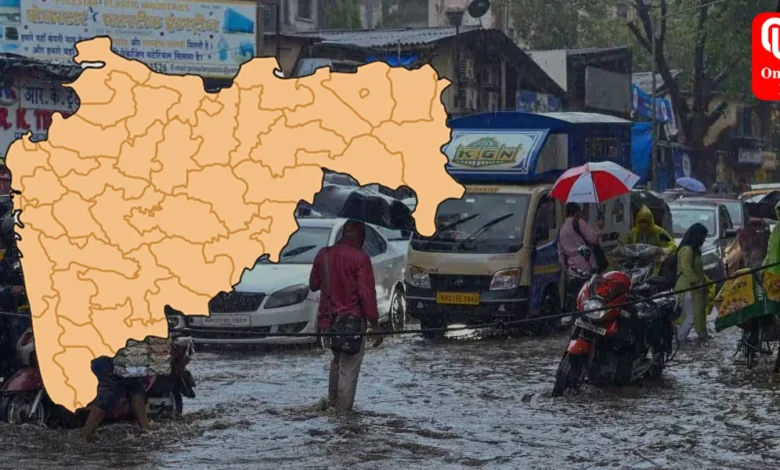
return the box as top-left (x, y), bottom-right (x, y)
top-left (510, 0), bottom-right (777, 180)
top-left (323, 0), bottom-right (362, 30)
top-left (626, 0), bottom-right (775, 156)
top-left (510, 0), bottom-right (624, 49)
top-left (379, 0), bottom-right (427, 28)
top-left (703, 0), bottom-right (778, 94)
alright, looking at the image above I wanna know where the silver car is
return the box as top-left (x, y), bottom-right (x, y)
top-left (186, 217), bottom-right (408, 345)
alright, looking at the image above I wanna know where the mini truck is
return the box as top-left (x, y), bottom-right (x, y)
top-left (404, 112), bottom-right (634, 338)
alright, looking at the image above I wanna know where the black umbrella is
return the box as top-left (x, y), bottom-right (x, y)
top-left (307, 185), bottom-right (416, 231)
top-left (744, 190), bottom-right (780, 220)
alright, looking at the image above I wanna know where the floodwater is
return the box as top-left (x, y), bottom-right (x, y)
top-left (3, 319), bottom-right (780, 470)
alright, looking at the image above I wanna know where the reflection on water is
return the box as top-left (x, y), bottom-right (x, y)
top-left (2, 324), bottom-right (780, 469)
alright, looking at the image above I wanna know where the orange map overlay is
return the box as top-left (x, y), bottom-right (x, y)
top-left (5, 37), bottom-right (462, 411)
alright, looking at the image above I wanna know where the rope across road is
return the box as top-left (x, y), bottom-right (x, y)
top-left (2, 260), bottom-right (780, 338)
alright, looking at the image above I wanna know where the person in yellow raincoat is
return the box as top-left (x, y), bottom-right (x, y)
top-left (676, 223), bottom-right (710, 342)
top-left (625, 205), bottom-right (677, 252)
top-left (762, 201), bottom-right (780, 277)
top-left (759, 201), bottom-right (780, 304)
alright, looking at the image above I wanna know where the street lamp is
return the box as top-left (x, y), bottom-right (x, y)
top-left (648, 0), bottom-right (727, 190)
top-left (445, 8), bottom-right (465, 114)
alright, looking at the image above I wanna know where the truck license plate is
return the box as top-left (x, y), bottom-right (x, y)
top-left (436, 292), bottom-right (480, 305)
top-left (202, 315), bottom-right (251, 328)
top-left (574, 318), bottom-right (606, 336)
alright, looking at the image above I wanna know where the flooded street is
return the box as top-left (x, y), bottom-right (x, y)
top-left (3, 321), bottom-right (780, 469)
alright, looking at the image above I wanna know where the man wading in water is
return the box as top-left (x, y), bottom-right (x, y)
top-left (309, 220), bottom-right (383, 412)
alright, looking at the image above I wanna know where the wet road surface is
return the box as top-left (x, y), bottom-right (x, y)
top-left (3, 319), bottom-right (780, 470)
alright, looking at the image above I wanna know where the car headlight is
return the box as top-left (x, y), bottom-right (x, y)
top-left (406, 265), bottom-right (431, 289)
top-left (490, 268), bottom-right (521, 291)
top-left (166, 313), bottom-right (186, 331)
top-left (583, 298), bottom-right (605, 321)
top-left (264, 284), bottom-right (310, 309)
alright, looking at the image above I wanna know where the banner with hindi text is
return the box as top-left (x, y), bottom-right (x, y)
top-left (19, 0), bottom-right (257, 78)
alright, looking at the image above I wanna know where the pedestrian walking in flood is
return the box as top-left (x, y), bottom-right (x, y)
top-left (309, 220), bottom-right (383, 413)
top-left (676, 222), bottom-right (710, 343)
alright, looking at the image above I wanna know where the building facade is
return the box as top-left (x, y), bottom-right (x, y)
top-left (530, 46), bottom-right (633, 119)
top-left (262, 27), bottom-right (563, 117)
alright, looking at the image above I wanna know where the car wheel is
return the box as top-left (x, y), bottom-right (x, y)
top-left (6, 392), bottom-right (47, 426)
top-left (535, 288), bottom-right (562, 335)
top-left (389, 288), bottom-right (406, 333)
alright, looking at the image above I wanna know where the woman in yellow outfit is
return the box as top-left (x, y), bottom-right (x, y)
top-left (623, 206), bottom-right (716, 333)
top-left (676, 223), bottom-right (710, 342)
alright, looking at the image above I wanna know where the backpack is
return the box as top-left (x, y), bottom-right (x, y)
top-left (658, 251), bottom-right (678, 290)
top-left (571, 219), bottom-right (609, 273)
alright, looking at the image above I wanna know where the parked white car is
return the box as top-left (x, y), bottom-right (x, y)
top-left (187, 217), bottom-right (408, 345)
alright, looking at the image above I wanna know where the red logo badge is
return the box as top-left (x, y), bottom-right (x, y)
top-left (753, 13), bottom-right (780, 100)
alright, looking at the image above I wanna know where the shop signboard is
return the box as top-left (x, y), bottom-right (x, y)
top-left (516, 90), bottom-right (562, 113)
top-left (16, 0), bottom-right (257, 78)
top-left (738, 148), bottom-right (763, 165)
top-left (0, 0), bottom-right (20, 54)
top-left (672, 147), bottom-right (692, 179)
top-left (762, 151), bottom-right (777, 170)
top-left (585, 66), bottom-right (631, 114)
top-left (631, 84), bottom-right (674, 124)
top-left (0, 77), bottom-right (79, 160)
top-left (443, 130), bottom-right (549, 182)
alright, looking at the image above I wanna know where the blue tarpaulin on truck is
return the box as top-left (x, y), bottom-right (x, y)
top-left (631, 122), bottom-right (652, 184)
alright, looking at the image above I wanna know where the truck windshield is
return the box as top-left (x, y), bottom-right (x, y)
top-left (411, 193), bottom-right (530, 253)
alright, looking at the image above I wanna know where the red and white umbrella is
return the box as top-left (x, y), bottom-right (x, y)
top-left (550, 162), bottom-right (640, 204)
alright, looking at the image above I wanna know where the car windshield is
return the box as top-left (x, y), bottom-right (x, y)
top-left (258, 227), bottom-right (332, 265)
top-left (723, 201), bottom-right (743, 228)
top-left (377, 226), bottom-right (411, 241)
top-left (411, 193), bottom-right (530, 253)
top-left (670, 208), bottom-right (716, 238)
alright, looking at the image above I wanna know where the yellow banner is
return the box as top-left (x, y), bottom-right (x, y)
top-left (763, 271), bottom-right (780, 303)
top-left (718, 274), bottom-right (756, 320)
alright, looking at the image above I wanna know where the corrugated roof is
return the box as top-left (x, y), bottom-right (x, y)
top-left (0, 53), bottom-right (82, 80)
top-left (282, 26), bottom-right (480, 48)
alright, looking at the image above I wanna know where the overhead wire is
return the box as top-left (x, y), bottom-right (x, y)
top-left (1, 257), bottom-right (779, 338)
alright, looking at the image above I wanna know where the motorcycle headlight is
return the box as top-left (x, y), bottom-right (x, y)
top-left (406, 265), bottom-right (431, 289)
top-left (264, 284), bottom-right (310, 309)
top-left (583, 298), bottom-right (605, 321)
top-left (490, 268), bottom-right (521, 291)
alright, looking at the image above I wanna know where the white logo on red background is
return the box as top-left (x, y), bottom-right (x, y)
top-left (761, 17), bottom-right (780, 59)
top-left (752, 13), bottom-right (780, 100)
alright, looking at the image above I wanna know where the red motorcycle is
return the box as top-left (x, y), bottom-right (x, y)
top-left (552, 269), bottom-right (679, 397)
top-left (0, 314), bottom-right (196, 426)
